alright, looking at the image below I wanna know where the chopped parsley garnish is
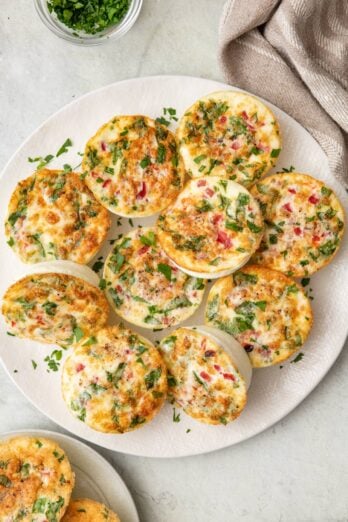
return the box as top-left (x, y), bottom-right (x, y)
top-left (225, 221), bottom-right (243, 232)
top-left (140, 231), bottom-right (156, 246)
top-left (247, 220), bottom-right (262, 233)
top-left (271, 148), bottom-right (281, 158)
top-left (92, 258), bottom-right (104, 273)
top-left (83, 336), bottom-right (97, 346)
top-left (107, 362), bottom-right (126, 388)
top-left (172, 408), bottom-right (181, 423)
top-left (130, 415), bottom-right (146, 428)
top-left (31, 360), bottom-right (37, 370)
top-left (42, 301), bottom-right (58, 316)
top-left (157, 263), bottom-right (172, 281)
top-left (44, 349), bottom-right (62, 372)
top-left (286, 284), bottom-right (299, 295)
top-left (233, 272), bottom-right (258, 285)
top-left (157, 144), bottom-right (166, 164)
top-left (194, 154), bottom-right (207, 164)
top-left (144, 368), bottom-right (162, 389)
top-left (28, 154), bottom-right (54, 170)
top-left (56, 138), bottom-right (73, 157)
top-left (301, 277), bottom-right (310, 287)
top-left (47, 0), bottom-right (130, 34)
top-left (195, 200), bottom-right (213, 213)
top-left (291, 352), bottom-right (304, 363)
top-left (156, 107), bottom-right (178, 126)
top-left (321, 186), bottom-right (332, 196)
top-left (99, 278), bottom-right (107, 290)
top-left (140, 155), bottom-right (151, 168)
top-left (0, 475), bottom-right (12, 487)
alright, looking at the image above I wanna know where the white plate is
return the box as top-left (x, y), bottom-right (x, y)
top-left (0, 76), bottom-right (347, 458)
top-left (0, 429), bottom-right (139, 522)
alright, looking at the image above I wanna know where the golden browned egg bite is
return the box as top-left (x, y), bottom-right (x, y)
top-left (62, 325), bottom-right (167, 433)
top-left (82, 115), bottom-right (185, 217)
top-left (5, 169), bottom-right (110, 264)
top-left (0, 436), bottom-right (74, 522)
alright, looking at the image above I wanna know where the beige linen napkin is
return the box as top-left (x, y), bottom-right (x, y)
top-left (219, 0), bottom-right (348, 188)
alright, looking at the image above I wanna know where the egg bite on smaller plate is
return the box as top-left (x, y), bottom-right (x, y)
top-left (1, 268), bottom-right (109, 346)
top-left (205, 265), bottom-right (313, 367)
top-left (62, 499), bottom-right (120, 522)
top-left (82, 115), bottom-right (185, 217)
top-left (103, 227), bottom-right (206, 329)
top-left (159, 326), bottom-right (251, 425)
top-left (177, 90), bottom-right (281, 187)
top-left (156, 176), bottom-right (264, 278)
top-left (62, 325), bottom-right (167, 434)
top-left (0, 435), bottom-right (74, 522)
top-left (250, 172), bottom-right (345, 277)
top-left (4, 169), bottom-right (110, 264)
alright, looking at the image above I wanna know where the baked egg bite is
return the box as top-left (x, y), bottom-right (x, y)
top-left (0, 436), bottom-right (74, 522)
top-left (62, 325), bottom-right (167, 434)
top-left (2, 271), bottom-right (109, 346)
top-left (82, 115), bottom-right (185, 217)
top-left (250, 173), bottom-right (345, 276)
top-left (205, 265), bottom-right (313, 367)
top-left (103, 227), bottom-right (206, 328)
top-left (177, 90), bottom-right (281, 187)
top-left (5, 169), bottom-right (110, 264)
top-left (159, 326), bottom-right (251, 425)
top-left (156, 176), bottom-right (264, 278)
top-left (62, 499), bottom-right (120, 522)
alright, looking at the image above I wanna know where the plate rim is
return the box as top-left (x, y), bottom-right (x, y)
top-left (0, 74), bottom-right (347, 458)
top-left (0, 428), bottom-right (140, 520)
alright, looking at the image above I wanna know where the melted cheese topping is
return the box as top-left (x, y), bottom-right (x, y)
top-left (177, 90), bottom-right (281, 187)
top-left (82, 115), bottom-right (185, 217)
top-left (103, 227), bottom-right (206, 329)
top-left (62, 499), bottom-right (120, 522)
top-left (156, 176), bottom-right (264, 276)
top-left (250, 173), bottom-right (345, 276)
top-left (159, 327), bottom-right (247, 425)
top-left (0, 436), bottom-right (74, 522)
top-left (2, 273), bottom-right (109, 346)
top-left (62, 325), bottom-right (167, 434)
top-left (205, 265), bottom-right (313, 367)
top-left (5, 169), bottom-right (110, 264)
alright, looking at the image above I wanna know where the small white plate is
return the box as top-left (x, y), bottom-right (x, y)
top-left (0, 76), bottom-right (347, 458)
top-left (0, 429), bottom-right (139, 522)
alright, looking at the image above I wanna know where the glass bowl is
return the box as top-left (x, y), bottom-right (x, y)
top-left (34, 0), bottom-right (143, 46)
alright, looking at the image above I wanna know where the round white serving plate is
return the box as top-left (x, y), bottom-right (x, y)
top-left (0, 76), bottom-right (347, 458)
top-left (0, 429), bottom-right (139, 522)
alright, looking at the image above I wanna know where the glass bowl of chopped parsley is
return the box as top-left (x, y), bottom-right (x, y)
top-left (34, 0), bottom-right (143, 45)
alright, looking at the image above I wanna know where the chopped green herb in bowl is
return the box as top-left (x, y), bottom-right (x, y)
top-left (34, 0), bottom-right (143, 45)
top-left (47, 0), bottom-right (131, 35)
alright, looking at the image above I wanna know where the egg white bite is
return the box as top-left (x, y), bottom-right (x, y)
top-left (0, 435), bottom-right (74, 522)
top-left (159, 326), bottom-right (250, 425)
top-left (205, 265), bottom-right (313, 367)
top-left (103, 227), bottom-right (206, 329)
top-left (4, 169), bottom-right (111, 264)
top-left (177, 90), bottom-right (281, 187)
top-left (62, 325), bottom-right (167, 434)
top-left (156, 176), bottom-right (264, 278)
top-left (250, 172), bottom-right (345, 276)
top-left (62, 499), bottom-right (120, 522)
top-left (82, 115), bottom-right (185, 217)
top-left (1, 271), bottom-right (109, 346)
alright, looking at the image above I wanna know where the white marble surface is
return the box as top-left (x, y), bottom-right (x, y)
top-left (0, 2), bottom-right (347, 521)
